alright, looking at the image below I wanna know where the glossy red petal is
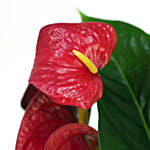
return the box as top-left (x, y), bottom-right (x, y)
top-left (16, 92), bottom-right (76, 150)
top-left (21, 23), bottom-right (117, 109)
top-left (44, 123), bottom-right (98, 150)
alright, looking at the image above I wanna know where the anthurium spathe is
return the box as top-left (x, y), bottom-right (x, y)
top-left (16, 92), bottom-right (98, 150)
top-left (16, 92), bottom-right (76, 150)
top-left (21, 23), bottom-right (117, 110)
top-left (44, 123), bottom-right (98, 150)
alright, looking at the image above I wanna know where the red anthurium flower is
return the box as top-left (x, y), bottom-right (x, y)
top-left (16, 92), bottom-right (76, 150)
top-left (21, 23), bottom-right (117, 110)
top-left (44, 123), bottom-right (98, 150)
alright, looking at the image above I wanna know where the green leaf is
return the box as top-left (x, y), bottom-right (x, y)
top-left (79, 11), bottom-right (150, 150)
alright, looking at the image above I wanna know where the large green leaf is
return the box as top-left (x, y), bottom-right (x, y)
top-left (79, 11), bottom-right (150, 150)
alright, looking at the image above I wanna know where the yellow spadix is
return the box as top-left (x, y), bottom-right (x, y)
top-left (72, 50), bottom-right (98, 74)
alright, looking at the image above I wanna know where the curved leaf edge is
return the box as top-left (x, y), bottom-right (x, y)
top-left (78, 10), bottom-right (150, 148)
top-left (78, 10), bottom-right (150, 37)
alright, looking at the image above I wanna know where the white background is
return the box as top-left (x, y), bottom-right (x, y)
top-left (0, 0), bottom-right (150, 149)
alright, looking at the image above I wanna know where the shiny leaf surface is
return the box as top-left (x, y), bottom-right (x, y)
top-left (80, 11), bottom-right (150, 149)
